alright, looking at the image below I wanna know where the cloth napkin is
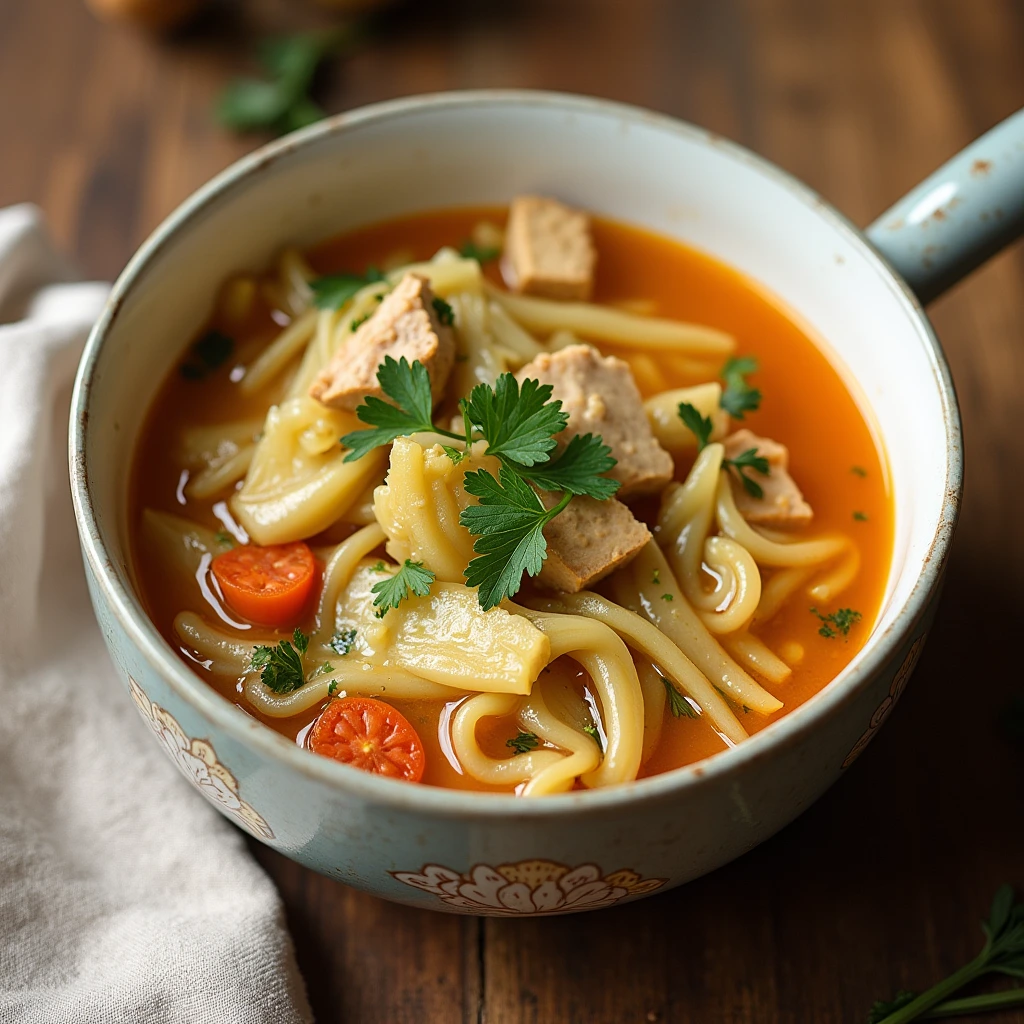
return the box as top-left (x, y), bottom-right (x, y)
top-left (0, 206), bottom-right (312, 1024)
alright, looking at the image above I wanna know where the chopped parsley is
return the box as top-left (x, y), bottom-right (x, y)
top-left (327, 680), bottom-right (340, 697)
top-left (341, 357), bottom-right (619, 610)
top-left (725, 447), bottom-right (771, 500)
top-left (370, 559), bottom-right (436, 616)
top-left (432, 296), bottom-right (456, 326)
top-left (661, 593), bottom-right (674, 602)
top-left (214, 529), bottom-right (235, 548)
top-left (350, 313), bottom-right (371, 332)
top-left (851, 465), bottom-right (868, 478)
top-left (663, 677), bottom-right (698, 719)
top-left (719, 356), bottom-right (762, 419)
top-left (459, 240), bottom-right (501, 263)
top-left (180, 330), bottom-right (234, 380)
top-left (582, 723), bottom-right (604, 751)
top-left (371, 561), bottom-right (387, 572)
top-left (310, 267), bottom-right (386, 310)
top-left (329, 628), bottom-right (357, 656)
top-left (506, 731), bottom-right (540, 755)
top-left (311, 661), bottom-right (334, 678)
top-left (651, 568), bottom-right (661, 585)
top-left (853, 510), bottom-right (869, 522)
top-left (250, 628), bottom-right (310, 694)
top-left (812, 607), bottom-right (862, 639)
top-left (677, 401), bottom-right (713, 450)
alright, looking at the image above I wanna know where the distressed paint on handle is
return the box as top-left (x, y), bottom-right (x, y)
top-left (867, 108), bottom-right (1024, 305)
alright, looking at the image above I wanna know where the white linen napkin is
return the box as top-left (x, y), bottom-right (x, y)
top-left (0, 206), bottom-right (312, 1024)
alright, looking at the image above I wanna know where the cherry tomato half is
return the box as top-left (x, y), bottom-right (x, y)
top-left (309, 697), bottom-right (426, 783)
top-left (211, 541), bottom-right (316, 626)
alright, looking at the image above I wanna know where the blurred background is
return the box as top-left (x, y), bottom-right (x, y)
top-left (3, 1), bottom-right (1022, 1021)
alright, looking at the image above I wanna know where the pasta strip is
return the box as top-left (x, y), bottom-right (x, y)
top-left (185, 444), bottom-right (255, 500)
top-left (485, 281), bottom-right (735, 355)
top-left (720, 631), bottom-right (792, 686)
top-left (311, 523), bottom-right (386, 648)
top-left (526, 592), bottom-right (747, 745)
top-left (240, 308), bottom-right (318, 396)
top-left (635, 659), bottom-right (668, 765)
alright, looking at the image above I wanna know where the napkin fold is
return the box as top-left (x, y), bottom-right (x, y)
top-left (0, 206), bottom-right (312, 1024)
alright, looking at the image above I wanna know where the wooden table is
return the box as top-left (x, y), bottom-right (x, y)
top-left (4, 0), bottom-right (1022, 1019)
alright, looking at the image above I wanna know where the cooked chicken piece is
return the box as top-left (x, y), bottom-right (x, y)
top-left (309, 272), bottom-right (455, 411)
top-left (538, 494), bottom-right (651, 592)
top-left (503, 196), bottom-right (597, 301)
top-left (723, 429), bottom-right (813, 527)
top-left (517, 344), bottom-right (674, 497)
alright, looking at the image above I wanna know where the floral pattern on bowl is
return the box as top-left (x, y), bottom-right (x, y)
top-left (841, 633), bottom-right (927, 769)
top-left (128, 676), bottom-right (274, 839)
top-left (392, 859), bottom-right (665, 914)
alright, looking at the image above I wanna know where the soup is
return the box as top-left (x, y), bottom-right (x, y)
top-left (130, 200), bottom-right (892, 795)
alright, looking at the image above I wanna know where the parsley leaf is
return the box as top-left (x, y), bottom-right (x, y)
top-left (180, 330), bottom-right (235, 380)
top-left (310, 267), bottom-right (386, 310)
top-left (216, 30), bottom-right (353, 137)
top-left (853, 510), bottom-right (869, 522)
top-left (812, 607), bottom-right (862, 639)
top-left (522, 432), bottom-right (619, 499)
top-left (340, 356), bottom-right (440, 462)
top-left (724, 447), bottom-right (771, 499)
top-left (329, 628), bottom-right (357, 656)
top-left (459, 241), bottom-right (501, 263)
top-left (720, 356), bottom-right (762, 419)
top-left (677, 401), bottom-right (713, 451)
top-left (867, 991), bottom-right (916, 1023)
top-left (370, 559), bottom-right (436, 615)
top-left (506, 731), bottom-right (540, 754)
top-left (852, 465), bottom-right (868, 478)
top-left (327, 680), bottom-right (340, 697)
top-left (432, 296), bottom-right (455, 326)
top-left (250, 628), bottom-right (310, 694)
top-left (460, 467), bottom-right (570, 610)
top-left (214, 529), bottom-right (235, 548)
top-left (663, 677), bottom-right (698, 718)
top-left (463, 375), bottom-right (567, 467)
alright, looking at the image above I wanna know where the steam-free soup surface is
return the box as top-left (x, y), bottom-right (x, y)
top-left (131, 206), bottom-right (891, 793)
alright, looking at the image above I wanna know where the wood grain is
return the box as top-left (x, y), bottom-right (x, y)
top-left (4, 0), bottom-right (1023, 1019)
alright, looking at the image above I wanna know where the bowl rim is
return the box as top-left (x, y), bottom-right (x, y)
top-left (69, 88), bottom-right (962, 819)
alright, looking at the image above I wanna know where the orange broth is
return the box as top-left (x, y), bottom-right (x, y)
top-left (131, 206), bottom-right (893, 791)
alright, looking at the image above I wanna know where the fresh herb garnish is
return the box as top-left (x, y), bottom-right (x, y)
top-left (180, 330), bottom-right (235, 380)
top-left (341, 358), bottom-right (619, 609)
top-left (329, 628), bottom-right (357, 656)
top-left (432, 296), bottom-right (455, 327)
top-left (459, 241), bottom-right (501, 263)
top-left (867, 885), bottom-right (1024, 1024)
top-left (370, 559), bottom-right (436, 615)
top-left (661, 593), bottom-right (674, 602)
top-left (350, 313), bottom-right (371, 332)
top-left (663, 677), bottom-right (698, 719)
top-left (250, 628), bottom-right (310, 694)
top-left (812, 607), bottom-right (862, 639)
top-left (371, 560), bottom-right (387, 572)
top-left (506, 731), bottom-right (540, 755)
top-left (310, 266), bottom-right (386, 311)
top-left (725, 447), bottom-right (771, 500)
top-left (327, 680), bottom-right (340, 697)
top-left (214, 529), bottom-right (234, 547)
top-left (442, 445), bottom-right (470, 466)
top-left (216, 30), bottom-right (356, 137)
top-left (852, 465), bottom-right (868, 478)
top-left (582, 723), bottom-right (604, 751)
top-left (854, 510), bottom-right (869, 522)
top-left (720, 356), bottom-right (762, 419)
top-left (460, 468), bottom-right (571, 609)
top-left (651, 568), bottom-right (661, 585)
top-left (677, 402), bottom-right (713, 451)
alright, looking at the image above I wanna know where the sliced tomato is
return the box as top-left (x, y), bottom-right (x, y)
top-left (211, 541), bottom-right (316, 626)
top-left (309, 697), bottom-right (425, 783)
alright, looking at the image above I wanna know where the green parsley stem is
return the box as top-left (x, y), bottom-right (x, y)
top-left (922, 987), bottom-right (1024, 1019)
top-left (876, 956), bottom-right (988, 1024)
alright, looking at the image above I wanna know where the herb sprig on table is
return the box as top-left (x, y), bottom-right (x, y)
top-left (340, 357), bottom-right (619, 610)
top-left (867, 884), bottom-right (1024, 1023)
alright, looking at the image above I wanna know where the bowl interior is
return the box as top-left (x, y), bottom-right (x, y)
top-left (73, 92), bottom-right (956, 794)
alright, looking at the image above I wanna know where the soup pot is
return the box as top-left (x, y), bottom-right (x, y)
top-left (69, 92), bottom-right (1024, 915)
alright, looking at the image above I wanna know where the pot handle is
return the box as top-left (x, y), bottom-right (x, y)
top-left (865, 108), bottom-right (1024, 305)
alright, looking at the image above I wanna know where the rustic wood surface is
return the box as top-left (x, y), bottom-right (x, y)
top-left (3, 0), bottom-right (1023, 1020)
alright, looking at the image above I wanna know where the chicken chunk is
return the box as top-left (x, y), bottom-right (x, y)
top-left (309, 272), bottom-right (455, 411)
top-left (503, 196), bottom-right (597, 301)
top-left (723, 429), bottom-right (813, 528)
top-left (538, 494), bottom-right (651, 593)
top-left (517, 344), bottom-right (674, 497)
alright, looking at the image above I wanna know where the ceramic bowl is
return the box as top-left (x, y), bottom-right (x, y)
top-left (71, 92), bottom-right (1019, 916)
